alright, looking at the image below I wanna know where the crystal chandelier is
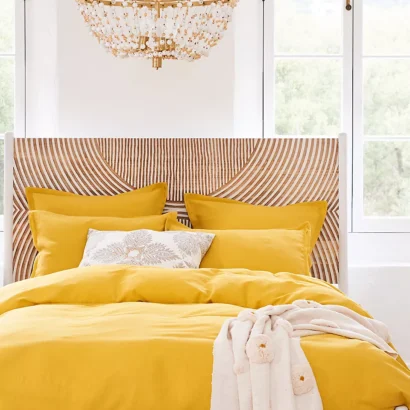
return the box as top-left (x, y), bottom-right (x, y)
top-left (76, 0), bottom-right (239, 69)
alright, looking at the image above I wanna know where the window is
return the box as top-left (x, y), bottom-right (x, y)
top-left (264, 0), bottom-right (410, 232)
top-left (0, 0), bottom-right (16, 218)
top-left (353, 0), bottom-right (410, 232)
top-left (263, 0), bottom-right (349, 138)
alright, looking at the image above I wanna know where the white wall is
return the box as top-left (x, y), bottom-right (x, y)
top-left (348, 232), bottom-right (410, 362)
top-left (24, 0), bottom-right (261, 138)
top-left (348, 264), bottom-right (410, 362)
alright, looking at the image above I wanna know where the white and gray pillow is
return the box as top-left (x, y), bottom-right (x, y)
top-left (79, 229), bottom-right (215, 269)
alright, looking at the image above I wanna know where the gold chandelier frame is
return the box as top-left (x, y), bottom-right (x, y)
top-left (77, 0), bottom-right (238, 69)
top-left (80, 0), bottom-right (235, 9)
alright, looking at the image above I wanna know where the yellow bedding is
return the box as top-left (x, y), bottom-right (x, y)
top-left (0, 265), bottom-right (408, 410)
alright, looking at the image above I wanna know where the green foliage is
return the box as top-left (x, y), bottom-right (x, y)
top-left (275, 0), bottom-right (410, 217)
top-left (360, 2), bottom-right (410, 216)
top-left (274, 1), bottom-right (342, 137)
top-left (275, 0), bottom-right (341, 55)
top-left (275, 59), bottom-right (340, 136)
top-left (0, 0), bottom-right (14, 54)
top-left (0, 59), bottom-right (14, 134)
top-left (0, 0), bottom-right (15, 134)
top-left (364, 60), bottom-right (410, 136)
top-left (363, 0), bottom-right (410, 56)
top-left (365, 142), bottom-right (410, 217)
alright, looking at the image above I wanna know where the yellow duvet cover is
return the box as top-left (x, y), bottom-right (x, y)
top-left (0, 265), bottom-right (409, 410)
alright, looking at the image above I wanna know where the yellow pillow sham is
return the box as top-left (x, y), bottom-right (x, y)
top-left (184, 194), bottom-right (327, 253)
top-left (166, 219), bottom-right (311, 276)
top-left (26, 183), bottom-right (168, 217)
top-left (29, 211), bottom-right (177, 277)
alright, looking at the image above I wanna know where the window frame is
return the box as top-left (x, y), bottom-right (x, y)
top-left (263, 0), bottom-right (353, 142)
top-left (263, 0), bottom-right (410, 233)
top-left (0, 0), bottom-right (25, 231)
top-left (352, 0), bottom-right (410, 233)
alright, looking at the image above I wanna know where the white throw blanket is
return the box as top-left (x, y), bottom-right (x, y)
top-left (211, 300), bottom-right (397, 410)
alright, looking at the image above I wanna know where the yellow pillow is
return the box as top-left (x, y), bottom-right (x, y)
top-left (29, 211), bottom-right (177, 277)
top-left (166, 219), bottom-right (311, 276)
top-left (184, 194), bottom-right (327, 253)
top-left (26, 183), bottom-right (168, 217)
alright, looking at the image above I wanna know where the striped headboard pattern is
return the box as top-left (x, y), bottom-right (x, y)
top-left (12, 138), bottom-right (339, 283)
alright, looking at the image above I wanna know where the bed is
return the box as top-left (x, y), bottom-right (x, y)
top-left (1, 132), bottom-right (409, 410)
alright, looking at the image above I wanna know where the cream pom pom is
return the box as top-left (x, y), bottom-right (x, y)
top-left (291, 364), bottom-right (315, 396)
top-left (246, 334), bottom-right (275, 364)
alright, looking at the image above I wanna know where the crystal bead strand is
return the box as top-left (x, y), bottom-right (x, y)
top-left (76, 0), bottom-right (238, 69)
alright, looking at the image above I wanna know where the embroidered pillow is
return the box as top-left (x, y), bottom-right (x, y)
top-left (79, 229), bottom-right (215, 269)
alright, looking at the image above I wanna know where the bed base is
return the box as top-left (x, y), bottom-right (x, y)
top-left (1, 133), bottom-right (408, 409)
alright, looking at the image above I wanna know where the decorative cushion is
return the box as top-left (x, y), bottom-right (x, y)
top-left (184, 193), bottom-right (327, 254)
top-left (26, 182), bottom-right (168, 217)
top-left (166, 219), bottom-right (312, 276)
top-left (79, 229), bottom-right (215, 269)
top-left (29, 211), bottom-right (177, 277)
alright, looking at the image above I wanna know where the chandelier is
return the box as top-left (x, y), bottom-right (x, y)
top-left (76, 0), bottom-right (239, 69)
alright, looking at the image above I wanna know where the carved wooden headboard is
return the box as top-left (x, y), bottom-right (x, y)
top-left (5, 137), bottom-right (341, 284)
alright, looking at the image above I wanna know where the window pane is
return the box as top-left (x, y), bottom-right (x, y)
top-left (0, 0), bottom-right (14, 54)
top-left (364, 59), bottom-right (410, 136)
top-left (0, 58), bottom-right (14, 134)
top-left (274, 0), bottom-right (342, 55)
top-left (364, 0), bottom-right (410, 56)
top-left (275, 59), bottom-right (341, 136)
top-left (364, 141), bottom-right (410, 216)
